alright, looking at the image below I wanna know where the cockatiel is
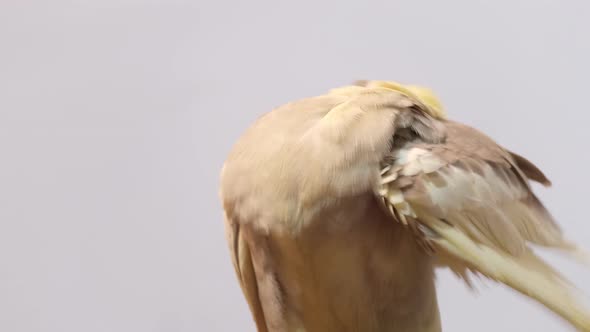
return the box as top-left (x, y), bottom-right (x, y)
top-left (219, 80), bottom-right (590, 332)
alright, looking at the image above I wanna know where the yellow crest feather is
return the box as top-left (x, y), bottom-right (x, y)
top-left (362, 80), bottom-right (447, 119)
top-left (332, 80), bottom-right (447, 119)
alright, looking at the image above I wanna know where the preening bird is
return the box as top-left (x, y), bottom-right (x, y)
top-left (219, 80), bottom-right (590, 332)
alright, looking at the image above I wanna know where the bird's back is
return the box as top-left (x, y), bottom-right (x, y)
top-left (220, 89), bottom-right (443, 331)
top-left (268, 193), bottom-right (441, 332)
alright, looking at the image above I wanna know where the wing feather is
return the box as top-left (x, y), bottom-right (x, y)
top-left (223, 215), bottom-right (269, 332)
top-left (381, 121), bottom-right (571, 253)
top-left (377, 120), bottom-right (590, 330)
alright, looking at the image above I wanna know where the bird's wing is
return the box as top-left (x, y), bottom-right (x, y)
top-left (223, 213), bottom-right (270, 332)
top-left (224, 212), bottom-right (291, 332)
top-left (377, 120), bottom-right (590, 331)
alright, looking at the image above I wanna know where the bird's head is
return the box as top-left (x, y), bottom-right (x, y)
top-left (348, 80), bottom-right (447, 120)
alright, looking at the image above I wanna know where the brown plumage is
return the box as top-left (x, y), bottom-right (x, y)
top-left (220, 81), bottom-right (590, 331)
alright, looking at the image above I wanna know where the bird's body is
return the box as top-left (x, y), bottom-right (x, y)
top-left (220, 81), bottom-right (590, 331)
top-left (264, 194), bottom-right (439, 332)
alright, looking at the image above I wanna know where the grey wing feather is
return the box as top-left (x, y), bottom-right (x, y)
top-left (379, 121), bottom-right (570, 255)
top-left (376, 120), bottom-right (590, 330)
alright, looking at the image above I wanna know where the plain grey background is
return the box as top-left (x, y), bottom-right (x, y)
top-left (1, 1), bottom-right (589, 331)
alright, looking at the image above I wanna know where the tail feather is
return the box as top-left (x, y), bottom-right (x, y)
top-left (421, 214), bottom-right (590, 332)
